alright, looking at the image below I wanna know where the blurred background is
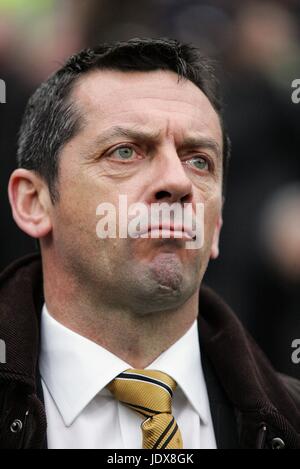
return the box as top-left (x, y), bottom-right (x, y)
top-left (0, 0), bottom-right (299, 378)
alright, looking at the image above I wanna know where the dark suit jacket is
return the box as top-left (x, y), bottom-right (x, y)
top-left (0, 254), bottom-right (299, 449)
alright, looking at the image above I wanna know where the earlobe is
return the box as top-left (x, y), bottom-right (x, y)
top-left (210, 216), bottom-right (223, 260)
top-left (8, 169), bottom-right (52, 239)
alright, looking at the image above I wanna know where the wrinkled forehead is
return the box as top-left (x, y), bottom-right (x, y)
top-left (70, 69), bottom-right (223, 146)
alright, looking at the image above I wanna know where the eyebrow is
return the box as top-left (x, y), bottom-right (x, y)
top-left (178, 135), bottom-right (222, 159)
top-left (84, 125), bottom-right (221, 160)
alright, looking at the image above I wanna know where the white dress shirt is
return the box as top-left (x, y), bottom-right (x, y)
top-left (39, 304), bottom-right (217, 449)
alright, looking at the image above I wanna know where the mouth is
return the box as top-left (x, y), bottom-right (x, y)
top-left (138, 224), bottom-right (196, 241)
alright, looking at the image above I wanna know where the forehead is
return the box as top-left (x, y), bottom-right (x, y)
top-left (71, 69), bottom-right (222, 143)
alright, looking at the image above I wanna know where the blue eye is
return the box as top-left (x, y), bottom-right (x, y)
top-left (114, 147), bottom-right (134, 160)
top-left (189, 157), bottom-right (209, 171)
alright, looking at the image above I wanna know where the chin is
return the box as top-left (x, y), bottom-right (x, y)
top-left (132, 269), bottom-right (197, 315)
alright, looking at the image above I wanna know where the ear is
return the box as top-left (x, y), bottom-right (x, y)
top-left (8, 169), bottom-right (52, 239)
top-left (210, 215), bottom-right (223, 260)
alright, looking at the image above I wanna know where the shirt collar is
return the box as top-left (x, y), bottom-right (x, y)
top-left (40, 305), bottom-right (209, 427)
top-left (148, 321), bottom-right (209, 425)
top-left (39, 305), bottom-right (131, 427)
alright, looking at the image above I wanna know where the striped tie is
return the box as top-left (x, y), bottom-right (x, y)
top-left (107, 369), bottom-right (183, 449)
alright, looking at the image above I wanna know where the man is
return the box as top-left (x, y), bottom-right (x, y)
top-left (0, 38), bottom-right (299, 449)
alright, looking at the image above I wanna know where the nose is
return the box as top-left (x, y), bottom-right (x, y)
top-left (146, 147), bottom-right (193, 205)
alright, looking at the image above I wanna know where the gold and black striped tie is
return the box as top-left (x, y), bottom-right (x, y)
top-left (107, 369), bottom-right (183, 449)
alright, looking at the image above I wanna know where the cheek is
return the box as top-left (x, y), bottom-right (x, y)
top-left (59, 162), bottom-right (113, 224)
top-left (203, 196), bottom-right (222, 241)
top-left (52, 181), bottom-right (98, 252)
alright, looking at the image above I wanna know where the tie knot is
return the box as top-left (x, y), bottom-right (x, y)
top-left (107, 369), bottom-right (183, 449)
top-left (107, 369), bottom-right (177, 417)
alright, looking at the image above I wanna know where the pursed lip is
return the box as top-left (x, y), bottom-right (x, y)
top-left (137, 224), bottom-right (195, 240)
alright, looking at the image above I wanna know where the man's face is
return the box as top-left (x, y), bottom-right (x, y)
top-left (49, 70), bottom-right (223, 314)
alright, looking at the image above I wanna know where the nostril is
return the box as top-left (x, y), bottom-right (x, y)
top-left (155, 191), bottom-right (193, 204)
top-left (155, 191), bottom-right (171, 201)
top-left (181, 193), bottom-right (192, 204)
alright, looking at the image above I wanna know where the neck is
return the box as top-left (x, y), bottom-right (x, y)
top-left (42, 258), bottom-right (199, 369)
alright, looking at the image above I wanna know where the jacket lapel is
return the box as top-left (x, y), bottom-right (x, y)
top-left (200, 344), bottom-right (239, 448)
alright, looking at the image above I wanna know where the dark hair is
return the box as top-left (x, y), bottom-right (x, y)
top-left (17, 37), bottom-right (231, 202)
